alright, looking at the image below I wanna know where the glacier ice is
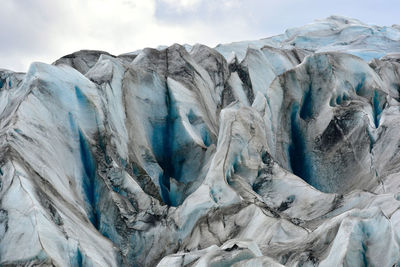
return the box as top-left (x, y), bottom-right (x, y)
top-left (1, 16), bottom-right (400, 266)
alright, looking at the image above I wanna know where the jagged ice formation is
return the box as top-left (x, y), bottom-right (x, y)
top-left (1, 16), bottom-right (400, 266)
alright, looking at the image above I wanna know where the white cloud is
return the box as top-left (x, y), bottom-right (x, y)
top-left (1, 0), bottom-right (399, 72)
top-left (160, 0), bottom-right (202, 9)
top-left (0, 0), bottom-right (210, 72)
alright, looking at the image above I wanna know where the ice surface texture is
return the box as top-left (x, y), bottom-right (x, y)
top-left (1, 16), bottom-right (400, 266)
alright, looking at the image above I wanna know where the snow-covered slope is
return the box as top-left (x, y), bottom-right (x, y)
top-left (1, 16), bottom-right (400, 266)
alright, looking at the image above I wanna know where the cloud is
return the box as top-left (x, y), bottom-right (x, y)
top-left (0, 0), bottom-right (201, 72)
top-left (160, 0), bottom-right (202, 10)
top-left (0, 0), bottom-right (399, 72)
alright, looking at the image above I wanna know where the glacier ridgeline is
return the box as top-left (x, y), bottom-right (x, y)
top-left (1, 15), bottom-right (400, 266)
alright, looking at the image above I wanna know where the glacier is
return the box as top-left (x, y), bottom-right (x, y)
top-left (1, 15), bottom-right (400, 266)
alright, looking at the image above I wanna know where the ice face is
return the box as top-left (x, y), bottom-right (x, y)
top-left (1, 15), bottom-right (400, 266)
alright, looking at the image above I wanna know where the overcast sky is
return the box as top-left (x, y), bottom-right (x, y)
top-left (1, 0), bottom-right (399, 72)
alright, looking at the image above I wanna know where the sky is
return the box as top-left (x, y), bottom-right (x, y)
top-left (1, 0), bottom-right (399, 72)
